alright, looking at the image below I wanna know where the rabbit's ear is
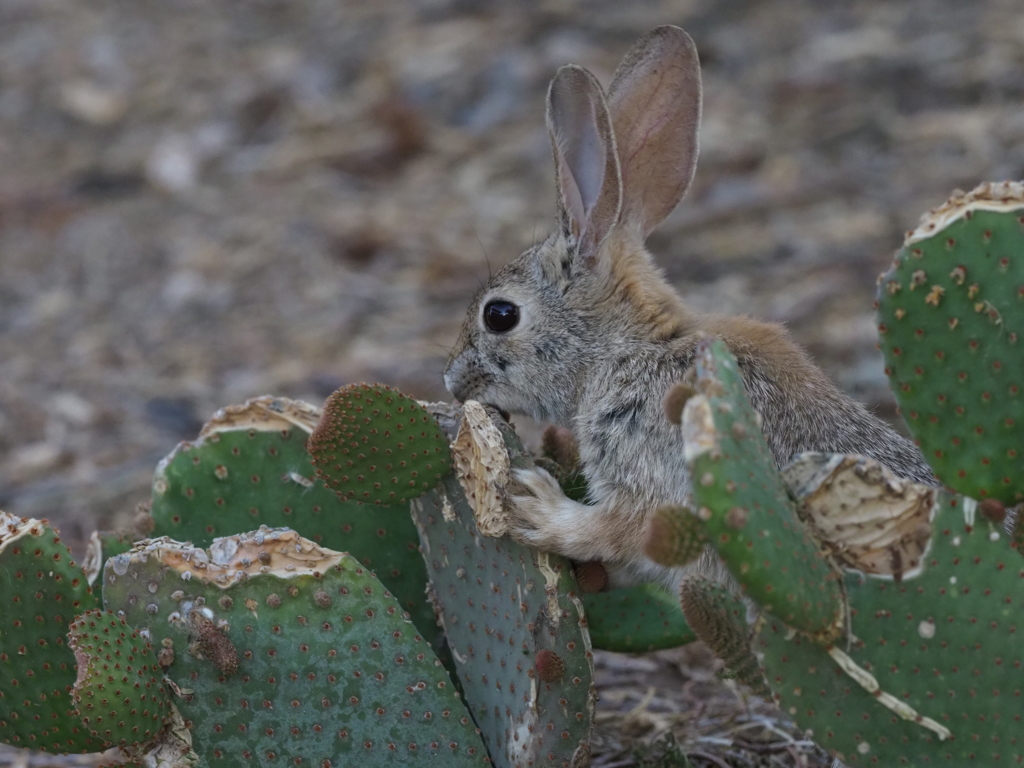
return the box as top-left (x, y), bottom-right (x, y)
top-left (546, 64), bottom-right (622, 264)
top-left (607, 25), bottom-right (701, 239)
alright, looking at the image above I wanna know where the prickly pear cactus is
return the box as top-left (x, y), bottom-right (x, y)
top-left (412, 401), bottom-right (596, 768)
top-left (0, 513), bottom-right (105, 754)
top-left (753, 483), bottom-right (1023, 765)
top-left (309, 382), bottom-right (453, 505)
top-left (147, 396), bottom-right (436, 644)
top-left (102, 528), bottom-right (489, 767)
top-left (877, 181), bottom-right (1024, 504)
top-left (581, 584), bottom-right (695, 652)
top-left (66, 609), bottom-right (171, 748)
top-left (680, 337), bottom-right (845, 639)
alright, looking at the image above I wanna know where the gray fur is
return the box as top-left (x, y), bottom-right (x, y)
top-left (443, 26), bottom-right (935, 590)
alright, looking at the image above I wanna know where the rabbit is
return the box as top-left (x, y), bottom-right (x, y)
top-left (443, 25), bottom-right (936, 591)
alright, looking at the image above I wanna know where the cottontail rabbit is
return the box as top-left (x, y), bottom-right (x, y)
top-left (444, 26), bottom-right (935, 589)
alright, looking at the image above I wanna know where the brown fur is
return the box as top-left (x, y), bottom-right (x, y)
top-left (597, 231), bottom-right (694, 340)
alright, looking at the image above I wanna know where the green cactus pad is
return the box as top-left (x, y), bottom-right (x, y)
top-left (582, 584), bottom-right (696, 652)
top-left (877, 181), bottom-right (1024, 504)
top-left (0, 513), bottom-right (105, 753)
top-left (148, 396), bottom-right (436, 646)
top-left (681, 337), bottom-right (844, 640)
top-left (754, 490), bottom-right (1023, 765)
top-left (67, 609), bottom-right (170, 747)
top-left (102, 529), bottom-right (488, 767)
top-left (679, 576), bottom-right (769, 697)
top-left (412, 402), bottom-right (596, 768)
top-left (309, 383), bottom-right (453, 506)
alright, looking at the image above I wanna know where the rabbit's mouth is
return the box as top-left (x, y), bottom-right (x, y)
top-left (444, 371), bottom-right (514, 425)
top-left (443, 355), bottom-right (493, 405)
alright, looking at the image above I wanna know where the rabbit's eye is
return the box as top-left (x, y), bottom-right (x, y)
top-left (483, 300), bottom-right (519, 333)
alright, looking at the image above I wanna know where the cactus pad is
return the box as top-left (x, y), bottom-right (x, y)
top-left (67, 609), bottom-right (170, 747)
top-left (877, 181), bottom-right (1024, 504)
top-left (753, 489), bottom-right (1023, 765)
top-left (148, 396), bottom-right (436, 645)
top-left (309, 383), bottom-right (452, 506)
top-left (412, 402), bottom-right (596, 768)
top-left (582, 584), bottom-right (696, 652)
top-left (680, 338), bottom-right (844, 639)
top-left (0, 513), bottom-right (105, 754)
top-left (102, 528), bottom-right (488, 766)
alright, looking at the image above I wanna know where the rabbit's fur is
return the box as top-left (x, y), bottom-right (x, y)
top-left (444, 26), bottom-right (935, 590)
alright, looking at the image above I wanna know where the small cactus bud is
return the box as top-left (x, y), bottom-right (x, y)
top-left (679, 577), bottom-right (768, 697)
top-left (573, 561), bottom-right (608, 594)
top-left (979, 498), bottom-right (1006, 524)
top-left (643, 505), bottom-right (708, 567)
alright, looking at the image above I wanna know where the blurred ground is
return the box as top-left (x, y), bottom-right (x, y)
top-left (1, 0), bottom-right (1022, 765)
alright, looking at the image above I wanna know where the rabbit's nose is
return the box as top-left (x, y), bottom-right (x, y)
top-left (442, 359), bottom-right (464, 401)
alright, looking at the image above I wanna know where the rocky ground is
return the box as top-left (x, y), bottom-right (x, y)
top-left (1, 0), bottom-right (1021, 765)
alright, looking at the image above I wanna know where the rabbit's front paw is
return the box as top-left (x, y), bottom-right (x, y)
top-left (508, 466), bottom-right (586, 553)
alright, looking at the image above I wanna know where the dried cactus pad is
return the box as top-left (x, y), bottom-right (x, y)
top-left (877, 181), bottom-right (1024, 504)
top-left (67, 610), bottom-right (170, 748)
top-left (450, 400), bottom-right (511, 537)
top-left (754, 491), bottom-right (1023, 765)
top-left (412, 403), bottom-right (596, 768)
top-left (681, 337), bottom-right (844, 640)
top-left (103, 528), bottom-right (488, 767)
top-left (148, 396), bottom-right (436, 647)
top-left (0, 513), bottom-right (104, 754)
top-left (783, 453), bottom-right (937, 579)
top-left (309, 383), bottom-right (453, 506)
